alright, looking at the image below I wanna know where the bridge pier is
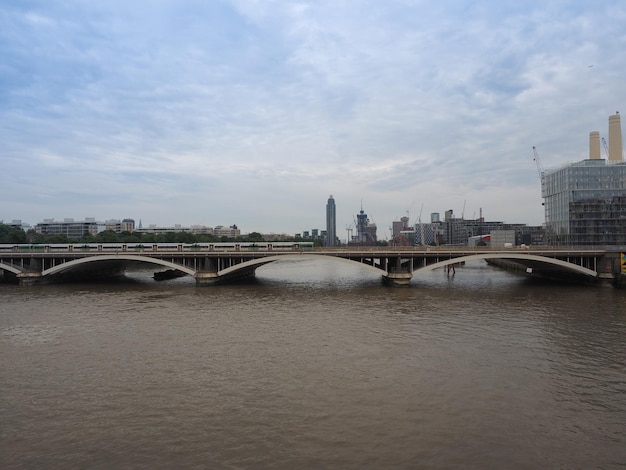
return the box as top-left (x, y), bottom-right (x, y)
top-left (194, 266), bottom-right (258, 286)
top-left (383, 272), bottom-right (413, 287)
top-left (16, 272), bottom-right (43, 285)
top-left (194, 272), bottom-right (220, 286)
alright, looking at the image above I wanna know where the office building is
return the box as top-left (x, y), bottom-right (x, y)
top-left (105, 218), bottom-right (136, 233)
top-left (542, 112), bottom-right (626, 245)
top-left (35, 218), bottom-right (104, 239)
top-left (326, 195), bottom-right (337, 246)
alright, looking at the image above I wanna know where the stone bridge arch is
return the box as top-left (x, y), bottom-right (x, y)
top-left (414, 253), bottom-right (597, 278)
top-left (218, 254), bottom-right (387, 277)
top-left (42, 255), bottom-right (197, 278)
top-left (0, 262), bottom-right (23, 275)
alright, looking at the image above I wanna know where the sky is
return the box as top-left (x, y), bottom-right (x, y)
top-left (1, 0), bottom-right (625, 239)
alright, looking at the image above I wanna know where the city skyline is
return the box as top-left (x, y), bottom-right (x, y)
top-left (2, 1), bottom-right (625, 234)
top-left (3, 199), bottom-right (543, 242)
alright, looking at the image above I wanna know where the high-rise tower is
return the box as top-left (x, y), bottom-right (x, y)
top-left (326, 195), bottom-right (336, 246)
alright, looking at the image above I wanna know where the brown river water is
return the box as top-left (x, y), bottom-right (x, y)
top-left (1, 258), bottom-right (625, 469)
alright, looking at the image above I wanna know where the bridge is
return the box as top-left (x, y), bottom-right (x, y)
top-left (0, 243), bottom-right (622, 287)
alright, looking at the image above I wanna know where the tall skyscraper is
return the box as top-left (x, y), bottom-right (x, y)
top-left (326, 195), bottom-right (336, 246)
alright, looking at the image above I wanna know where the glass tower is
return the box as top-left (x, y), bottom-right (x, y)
top-left (326, 195), bottom-right (336, 246)
top-left (542, 159), bottom-right (626, 245)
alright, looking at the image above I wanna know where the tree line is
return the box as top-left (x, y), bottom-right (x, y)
top-left (0, 224), bottom-right (324, 246)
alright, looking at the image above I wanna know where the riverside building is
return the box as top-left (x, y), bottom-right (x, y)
top-left (35, 218), bottom-right (104, 239)
top-left (542, 112), bottom-right (626, 245)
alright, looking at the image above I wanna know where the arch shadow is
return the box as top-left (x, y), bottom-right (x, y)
top-left (218, 254), bottom-right (387, 277)
top-left (415, 253), bottom-right (597, 278)
top-left (42, 255), bottom-right (197, 278)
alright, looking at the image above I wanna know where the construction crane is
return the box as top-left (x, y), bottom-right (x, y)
top-left (533, 146), bottom-right (546, 206)
top-left (532, 146), bottom-right (542, 177)
top-left (532, 146), bottom-right (544, 185)
top-left (602, 137), bottom-right (609, 158)
top-left (410, 204), bottom-right (426, 245)
top-left (346, 221), bottom-right (355, 243)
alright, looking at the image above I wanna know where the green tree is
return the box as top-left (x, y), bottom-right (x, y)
top-left (0, 224), bottom-right (27, 243)
top-left (196, 233), bottom-right (218, 243)
top-left (120, 231), bottom-right (141, 243)
top-left (46, 234), bottom-right (70, 244)
top-left (95, 230), bottom-right (120, 243)
top-left (80, 234), bottom-right (96, 243)
top-left (177, 232), bottom-right (197, 244)
top-left (31, 234), bottom-right (47, 244)
top-left (141, 233), bottom-right (156, 243)
top-left (246, 232), bottom-right (265, 242)
top-left (157, 232), bottom-right (177, 243)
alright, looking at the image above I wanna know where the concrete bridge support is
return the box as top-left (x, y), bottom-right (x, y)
top-left (380, 256), bottom-right (414, 286)
top-left (16, 272), bottom-right (43, 285)
top-left (383, 271), bottom-right (413, 287)
top-left (194, 272), bottom-right (220, 286)
top-left (194, 265), bottom-right (258, 286)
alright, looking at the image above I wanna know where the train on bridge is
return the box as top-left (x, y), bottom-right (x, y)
top-left (0, 242), bottom-right (315, 253)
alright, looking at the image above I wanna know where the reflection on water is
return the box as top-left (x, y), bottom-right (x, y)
top-left (1, 259), bottom-right (625, 469)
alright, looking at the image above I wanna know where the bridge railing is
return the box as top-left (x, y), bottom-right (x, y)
top-left (0, 242), bottom-right (615, 255)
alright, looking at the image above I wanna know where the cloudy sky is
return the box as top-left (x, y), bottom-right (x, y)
top-left (1, 0), bottom-right (625, 238)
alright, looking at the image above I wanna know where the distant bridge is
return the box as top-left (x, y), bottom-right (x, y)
top-left (1, 242), bottom-right (622, 287)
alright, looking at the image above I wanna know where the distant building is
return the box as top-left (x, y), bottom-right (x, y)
top-left (297, 229), bottom-right (325, 242)
top-left (542, 112), bottom-right (626, 245)
top-left (326, 195), bottom-right (337, 246)
top-left (133, 224), bottom-right (238, 237)
top-left (135, 224), bottom-right (193, 235)
top-left (399, 209), bottom-right (542, 247)
top-left (490, 230), bottom-right (516, 247)
top-left (190, 225), bottom-right (215, 235)
top-left (262, 233), bottom-right (294, 241)
top-left (122, 218), bottom-right (135, 232)
top-left (35, 218), bottom-right (104, 239)
top-left (105, 218), bottom-right (135, 233)
top-left (353, 207), bottom-right (377, 245)
top-left (441, 210), bottom-right (467, 245)
top-left (213, 225), bottom-right (240, 238)
top-left (413, 223), bottom-right (442, 245)
top-left (391, 216), bottom-right (409, 239)
top-left (3, 220), bottom-right (31, 231)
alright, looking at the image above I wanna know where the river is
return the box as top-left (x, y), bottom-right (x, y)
top-left (1, 259), bottom-right (625, 469)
